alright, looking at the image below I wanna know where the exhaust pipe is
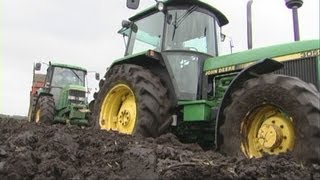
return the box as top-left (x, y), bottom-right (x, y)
top-left (247, 0), bottom-right (253, 49)
top-left (285, 0), bottom-right (303, 41)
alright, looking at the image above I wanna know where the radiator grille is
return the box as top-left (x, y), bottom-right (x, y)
top-left (274, 57), bottom-right (319, 89)
top-left (69, 90), bottom-right (86, 98)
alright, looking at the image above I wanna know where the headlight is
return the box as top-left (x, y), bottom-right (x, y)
top-left (157, 2), bottom-right (165, 11)
top-left (68, 95), bottom-right (76, 100)
top-left (78, 97), bottom-right (86, 101)
top-left (68, 96), bottom-right (85, 101)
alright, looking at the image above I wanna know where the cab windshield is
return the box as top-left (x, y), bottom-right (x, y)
top-left (51, 67), bottom-right (86, 87)
top-left (165, 9), bottom-right (218, 56)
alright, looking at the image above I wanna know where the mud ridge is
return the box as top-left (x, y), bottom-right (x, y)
top-left (0, 117), bottom-right (319, 180)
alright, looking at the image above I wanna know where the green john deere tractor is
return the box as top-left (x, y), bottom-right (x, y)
top-left (92, 0), bottom-right (320, 162)
top-left (28, 62), bottom-right (99, 125)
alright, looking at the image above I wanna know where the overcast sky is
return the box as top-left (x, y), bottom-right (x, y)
top-left (1, 0), bottom-right (319, 116)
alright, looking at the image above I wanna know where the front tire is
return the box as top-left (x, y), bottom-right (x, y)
top-left (220, 74), bottom-right (320, 163)
top-left (33, 96), bottom-right (55, 124)
top-left (93, 64), bottom-right (171, 137)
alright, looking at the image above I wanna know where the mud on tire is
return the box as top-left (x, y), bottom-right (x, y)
top-left (93, 64), bottom-right (171, 137)
top-left (219, 74), bottom-right (320, 163)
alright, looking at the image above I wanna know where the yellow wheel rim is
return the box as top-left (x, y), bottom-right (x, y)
top-left (99, 84), bottom-right (137, 134)
top-left (241, 105), bottom-right (295, 158)
top-left (35, 109), bottom-right (40, 123)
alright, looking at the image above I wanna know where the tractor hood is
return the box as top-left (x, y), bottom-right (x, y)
top-left (204, 39), bottom-right (320, 75)
top-left (57, 85), bottom-right (87, 109)
top-left (63, 84), bottom-right (86, 92)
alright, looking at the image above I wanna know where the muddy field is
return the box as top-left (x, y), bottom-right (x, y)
top-left (0, 116), bottom-right (319, 180)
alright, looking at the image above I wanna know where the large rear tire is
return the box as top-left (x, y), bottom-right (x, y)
top-left (33, 96), bottom-right (55, 124)
top-left (93, 64), bottom-right (171, 137)
top-left (220, 74), bottom-right (320, 163)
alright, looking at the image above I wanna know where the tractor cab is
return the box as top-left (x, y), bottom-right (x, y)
top-left (43, 63), bottom-right (87, 108)
top-left (119, 0), bottom-right (228, 100)
top-left (46, 64), bottom-right (86, 106)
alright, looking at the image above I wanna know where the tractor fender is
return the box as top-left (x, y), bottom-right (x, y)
top-left (34, 91), bottom-right (53, 108)
top-left (36, 87), bottom-right (51, 96)
top-left (215, 58), bottom-right (283, 148)
top-left (111, 50), bottom-right (177, 109)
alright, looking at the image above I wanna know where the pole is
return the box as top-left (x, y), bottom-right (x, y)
top-left (247, 0), bottom-right (253, 49)
top-left (292, 7), bottom-right (300, 41)
top-left (284, 0), bottom-right (303, 41)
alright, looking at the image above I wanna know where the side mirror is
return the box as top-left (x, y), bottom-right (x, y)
top-left (127, 0), bottom-right (140, 9)
top-left (95, 73), bottom-right (100, 80)
top-left (35, 63), bottom-right (41, 71)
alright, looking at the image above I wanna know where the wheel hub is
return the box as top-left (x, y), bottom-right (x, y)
top-left (256, 123), bottom-right (283, 149)
top-left (118, 110), bottom-right (131, 126)
top-left (241, 105), bottom-right (295, 158)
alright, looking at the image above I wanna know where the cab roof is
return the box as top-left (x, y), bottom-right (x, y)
top-left (129, 0), bottom-right (229, 26)
top-left (51, 62), bottom-right (87, 72)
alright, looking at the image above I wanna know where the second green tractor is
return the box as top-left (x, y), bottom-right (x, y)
top-left (28, 62), bottom-right (99, 126)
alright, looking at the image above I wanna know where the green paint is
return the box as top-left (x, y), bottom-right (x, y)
top-left (179, 100), bottom-right (214, 121)
top-left (51, 62), bottom-right (87, 72)
top-left (57, 85), bottom-right (86, 110)
top-left (112, 51), bottom-right (148, 66)
top-left (69, 104), bottom-right (87, 120)
top-left (214, 74), bottom-right (235, 101)
top-left (204, 39), bottom-right (320, 71)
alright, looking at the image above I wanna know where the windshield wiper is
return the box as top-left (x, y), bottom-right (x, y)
top-left (172, 5), bottom-right (197, 40)
top-left (172, 11), bottom-right (178, 40)
top-left (70, 69), bottom-right (83, 84)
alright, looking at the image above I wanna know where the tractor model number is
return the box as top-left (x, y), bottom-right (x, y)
top-left (300, 49), bottom-right (320, 58)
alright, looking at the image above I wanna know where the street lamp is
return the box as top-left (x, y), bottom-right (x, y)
top-left (284, 0), bottom-right (303, 41)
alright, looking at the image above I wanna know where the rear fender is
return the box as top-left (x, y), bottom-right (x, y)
top-left (37, 92), bottom-right (53, 98)
top-left (215, 58), bottom-right (283, 148)
top-left (111, 50), bottom-right (177, 108)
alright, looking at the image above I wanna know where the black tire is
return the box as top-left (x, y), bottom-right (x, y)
top-left (93, 64), bottom-right (171, 137)
top-left (87, 100), bottom-right (95, 127)
top-left (33, 95), bottom-right (55, 124)
top-left (220, 74), bottom-right (320, 163)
